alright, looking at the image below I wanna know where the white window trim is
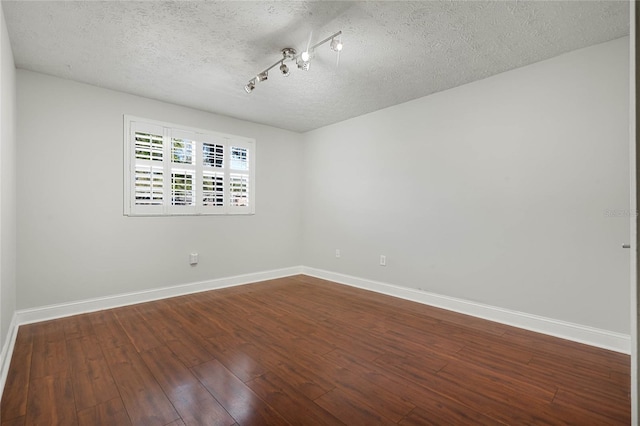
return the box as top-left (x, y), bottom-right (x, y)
top-left (124, 115), bottom-right (256, 216)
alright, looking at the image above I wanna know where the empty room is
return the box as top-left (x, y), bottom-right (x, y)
top-left (0, 1), bottom-right (636, 425)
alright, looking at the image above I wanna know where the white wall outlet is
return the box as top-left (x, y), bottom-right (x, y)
top-left (335, 249), bottom-right (341, 258)
top-left (189, 253), bottom-right (199, 265)
top-left (380, 255), bottom-right (386, 266)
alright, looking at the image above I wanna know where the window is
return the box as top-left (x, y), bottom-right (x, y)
top-left (124, 116), bottom-right (255, 216)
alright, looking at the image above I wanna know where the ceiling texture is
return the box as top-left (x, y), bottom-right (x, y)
top-left (2, 1), bottom-right (630, 133)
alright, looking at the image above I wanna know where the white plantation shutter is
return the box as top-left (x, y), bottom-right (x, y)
top-left (199, 134), bottom-right (227, 214)
top-left (230, 146), bottom-right (248, 170)
top-left (124, 116), bottom-right (255, 216)
top-left (227, 141), bottom-right (252, 214)
top-left (202, 142), bottom-right (224, 168)
top-left (171, 171), bottom-right (195, 206)
top-left (202, 172), bottom-right (224, 207)
top-left (168, 130), bottom-right (197, 214)
top-left (171, 138), bottom-right (195, 165)
top-left (229, 174), bottom-right (249, 206)
top-left (134, 165), bottom-right (163, 206)
top-left (127, 121), bottom-right (165, 215)
top-left (135, 132), bottom-right (163, 161)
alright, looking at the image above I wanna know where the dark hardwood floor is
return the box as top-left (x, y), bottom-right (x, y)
top-left (0, 275), bottom-right (630, 425)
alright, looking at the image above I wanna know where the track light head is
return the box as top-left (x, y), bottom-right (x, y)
top-left (244, 80), bottom-right (256, 94)
top-left (257, 71), bottom-right (268, 82)
top-left (330, 37), bottom-right (343, 52)
top-left (297, 58), bottom-right (310, 71)
top-left (301, 50), bottom-right (311, 62)
top-left (280, 62), bottom-right (290, 76)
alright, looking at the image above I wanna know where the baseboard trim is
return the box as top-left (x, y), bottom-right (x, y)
top-left (0, 313), bottom-right (19, 403)
top-left (301, 267), bottom-right (631, 354)
top-left (16, 266), bottom-right (303, 325)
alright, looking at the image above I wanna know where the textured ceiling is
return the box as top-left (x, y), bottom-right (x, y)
top-left (2, 1), bottom-right (630, 133)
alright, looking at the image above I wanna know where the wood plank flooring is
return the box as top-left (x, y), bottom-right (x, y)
top-left (0, 275), bottom-right (630, 425)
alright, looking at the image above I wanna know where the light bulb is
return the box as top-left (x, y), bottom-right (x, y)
top-left (330, 38), bottom-right (343, 52)
top-left (301, 51), bottom-right (310, 62)
top-left (297, 59), bottom-right (310, 71)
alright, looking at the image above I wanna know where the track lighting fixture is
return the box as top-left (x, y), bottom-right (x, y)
top-left (243, 31), bottom-right (342, 94)
top-left (244, 79), bottom-right (255, 93)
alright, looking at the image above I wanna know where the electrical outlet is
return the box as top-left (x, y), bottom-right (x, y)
top-left (380, 255), bottom-right (386, 266)
top-left (335, 249), bottom-right (341, 258)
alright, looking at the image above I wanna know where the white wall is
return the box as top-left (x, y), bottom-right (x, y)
top-left (17, 71), bottom-right (303, 309)
top-left (302, 37), bottom-right (631, 334)
top-left (0, 6), bottom-right (17, 348)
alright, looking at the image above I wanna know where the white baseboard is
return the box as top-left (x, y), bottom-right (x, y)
top-left (16, 266), bottom-right (303, 325)
top-left (302, 267), bottom-right (631, 354)
top-left (0, 313), bottom-right (19, 403)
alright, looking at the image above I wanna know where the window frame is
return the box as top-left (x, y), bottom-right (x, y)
top-left (124, 115), bottom-right (256, 216)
